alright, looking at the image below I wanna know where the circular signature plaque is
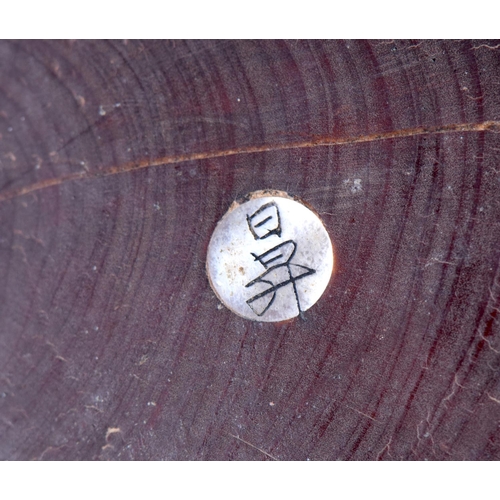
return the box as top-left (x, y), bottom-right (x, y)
top-left (206, 191), bottom-right (334, 322)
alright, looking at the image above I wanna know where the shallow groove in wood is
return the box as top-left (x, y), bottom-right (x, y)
top-left (0, 120), bottom-right (498, 203)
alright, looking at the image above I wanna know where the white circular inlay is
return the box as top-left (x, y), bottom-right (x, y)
top-left (206, 190), bottom-right (334, 322)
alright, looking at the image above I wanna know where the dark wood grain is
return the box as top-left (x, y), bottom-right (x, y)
top-left (1, 40), bottom-right (500, 460)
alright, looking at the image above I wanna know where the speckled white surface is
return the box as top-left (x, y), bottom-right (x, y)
top-left (206, 193), bottom-right (334, 322)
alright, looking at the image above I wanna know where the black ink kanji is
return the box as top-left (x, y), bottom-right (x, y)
top-left (245, 240), bottom-right (316, 317)
top-left (246, 202), bottom-right (281, 240)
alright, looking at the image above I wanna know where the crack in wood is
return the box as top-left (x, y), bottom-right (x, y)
top-left (228, 433), bottom-right (278, 461)
top-left (0, 120), bottom-right (499, 204)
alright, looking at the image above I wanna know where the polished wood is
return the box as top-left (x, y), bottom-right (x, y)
top-left (1, 40), bottom-right (500, 460)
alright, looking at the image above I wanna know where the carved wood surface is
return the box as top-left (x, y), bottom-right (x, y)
top-left (1, 40), bottom-right (500, 460)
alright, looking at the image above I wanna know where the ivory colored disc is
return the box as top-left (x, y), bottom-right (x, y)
top-left (206, 191), bottom-right (334, 322)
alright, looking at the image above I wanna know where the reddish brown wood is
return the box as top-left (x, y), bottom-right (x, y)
top-left (1, 40), bottom-right (500, 460)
